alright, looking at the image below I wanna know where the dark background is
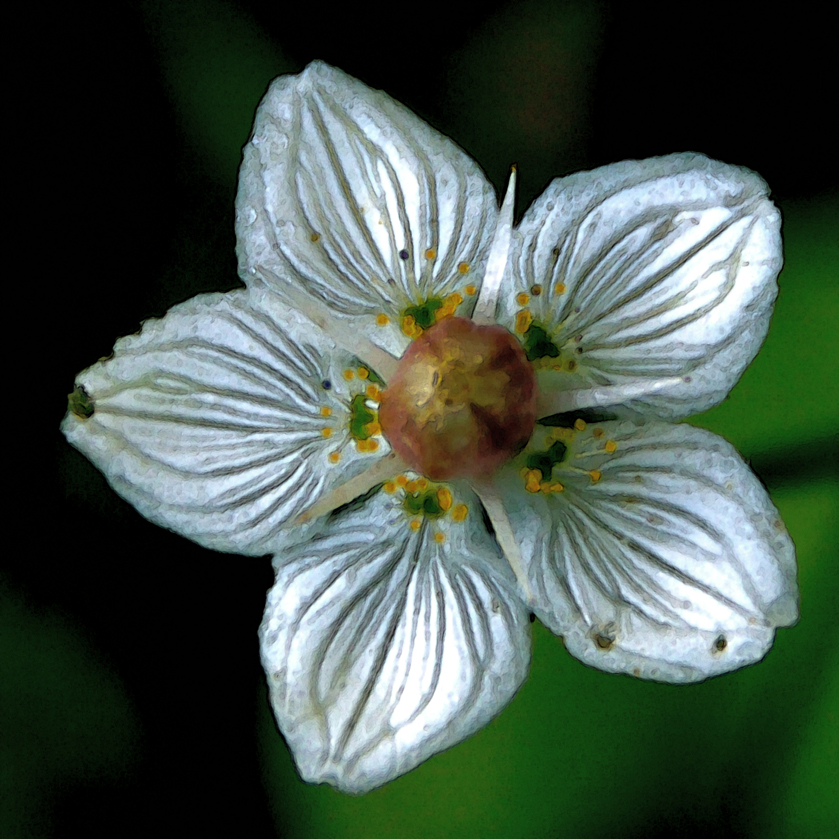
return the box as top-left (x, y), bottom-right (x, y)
top-left (6, 1), bottom-right (838, 837)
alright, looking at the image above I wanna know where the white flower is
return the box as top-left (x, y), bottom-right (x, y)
top-left (62, 62), bottom-right (798, 795)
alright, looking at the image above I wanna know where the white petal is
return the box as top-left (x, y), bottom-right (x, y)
top-left (497, 421), bottom-right (798, 683)
top-left (236, 62), bottom-right (498, 355)
top-left (62, 288), bottom-right (390, 556)
top-left (503, 154), bottom-right (782, 419)
top-left (259, 488), bottom-right (531, 793)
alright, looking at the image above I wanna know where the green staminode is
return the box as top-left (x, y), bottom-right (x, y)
top-left (522, 322), bottom-right (560, 361)
top-left (349, 394), bottom-right (376, 440)
top-left (525, 441), bottom-right (568, 476)
top-left (402, 488), bottom-right (445, 518)
top-left (403, 298), bottom-right (443, 330)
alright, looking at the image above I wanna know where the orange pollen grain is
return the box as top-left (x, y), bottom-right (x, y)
top-left (605, 440), bottom-right (618, 453)
top-left (458, 262), bottom-right (470, 274)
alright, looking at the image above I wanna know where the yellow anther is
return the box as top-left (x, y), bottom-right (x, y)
top-left (516, 292), bottom-right (530, 306)
top-left (396, 475), bottom-right (408, 486)
top-left (376, 313), bottom-right (390, 326)
top-left (549, 482), bottom-right (564, 493)
top-left (401, 314), bottom-right (423, 339)
top-left (328, 452), bottom-right (341, 463)
top-left (321, 427), bottom-right (333, 438)
top-left (405, 480), bottom-right (418, 493)
top-left (574, 418), bottom-right (587, 431)
top-left (605, 440), bottom-right (618, 453)
top-left (530, 284), bottom-right (543, 296)
top-left (343, 369), bottom-right (355, 380)
top-left (452, 504), bottom-right (468, 522)
top-left (464, 284), bottom-right (477, 295)
top-left (540, 481), bottom-right (552, 494)
top-left (425, 248), bottom-right (436, 259)
top-left (410, 519), bottom-right (422, 531)
top-left (593, 428), bottom-right (604, 439)
top-left (366, 439), bottom-right (380, 452)
top-left (552, 364), bottom-right (562, 371)
top-left (437, 487), bottom-right (453, 512)
top-left (320, 406), bottom-right (332, 417)
top-left (310, 232), bottom-right (320, 242)
top-left (366, 384), bottom-right (380, 400)
top-left (525, 469), bottom-right (542, 493)
top-left (384, 481), bottom-right (397, 493)
top-left (515, 309), bottom-right (533, 334)
top-left (364, 421), bottom-right (381, 437)
top-left (555, 282), bottom-right (566, 295)
top-left (434, 532), bottom-right (446, 543)
top-left (357, 367), bottom-right (369, 379)
top-left (417, 478), bottom-right (428, 490)
top-left (458, 262), bottom-right (470, 274)
top-left (589, 470), bottom-right (602, 483)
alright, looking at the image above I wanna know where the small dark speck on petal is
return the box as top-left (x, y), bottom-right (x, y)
top-left (322, 379), bottom-right (332, 390)
top-left (399, 249), bottom-right (409, 260)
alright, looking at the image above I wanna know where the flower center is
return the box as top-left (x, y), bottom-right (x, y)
top-left (379, 317), bottom-right (537, 480)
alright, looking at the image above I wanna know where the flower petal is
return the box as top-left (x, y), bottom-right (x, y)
top-left (503, 154), bottom-right (782, 419)
top-left (236, 61), bottom-right (498, 355)
top-left (259, 488), bottom-right (531, 793)
top-left (497, 421), bottom-right (798, 683)
top-left (62, 288), bottom-right (390, 555)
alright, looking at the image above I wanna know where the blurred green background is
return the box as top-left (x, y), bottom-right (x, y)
top-left (8, 0), bottom-right (838, 836)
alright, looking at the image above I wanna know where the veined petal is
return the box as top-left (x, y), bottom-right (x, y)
top-left (259, 488), bottom-right (531, 794)
top-left (62, 288), bottom-right (390, 556)
top-left (502, 154), bottom-right (782, 419)
top-left (236, 61), bottom-right (498, 356)
top-left (497, 421), bottom-right (798, 683)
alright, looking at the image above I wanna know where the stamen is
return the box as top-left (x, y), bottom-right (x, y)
top-left (293, 451), bottom-right (406, 525)
top-left (473, 166), bottom-right (516, 325)
top-left (535, 377), bottom-right (684, 418)
top-left (254, 265), bottom-right (400, 382)
top-left (470, 477), bottom-right (533, 602)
